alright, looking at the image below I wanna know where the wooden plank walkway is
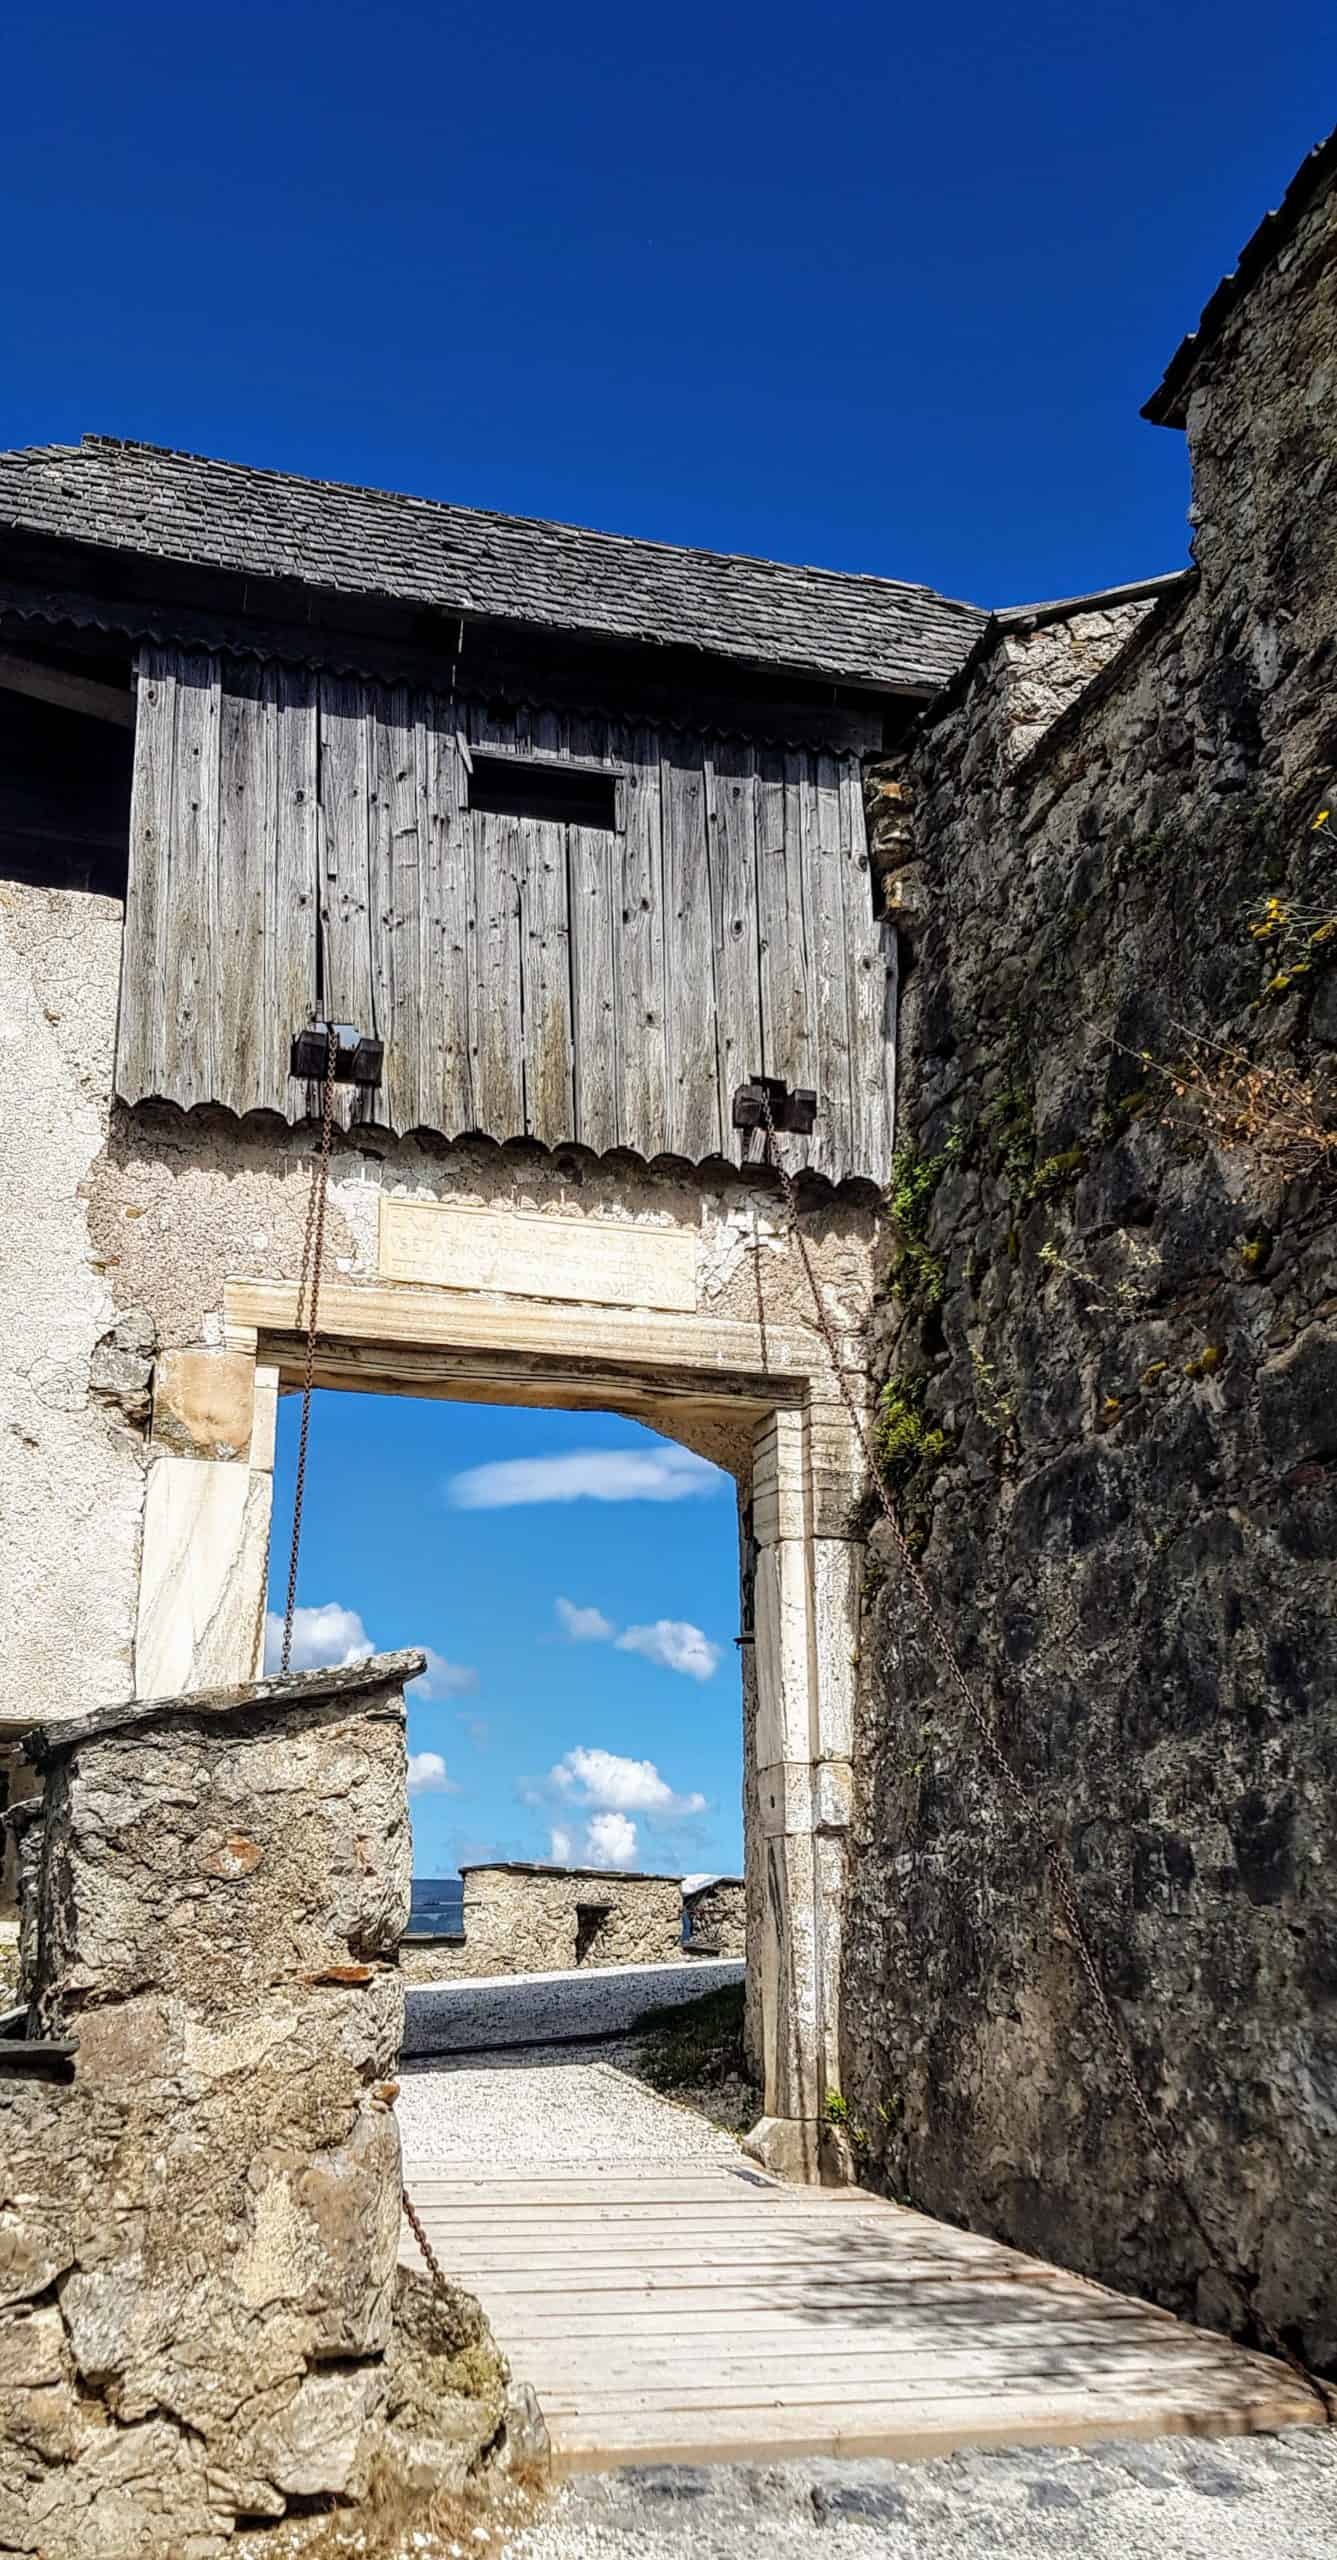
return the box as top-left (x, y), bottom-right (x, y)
top-left (404, 2158), bottom-right (1321, 2474)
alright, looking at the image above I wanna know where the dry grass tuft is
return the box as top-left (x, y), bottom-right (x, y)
top-left (1152, 1033), bottom-right (1337, 1185)
top-left (234, 2463), bottom-right (547, 2560)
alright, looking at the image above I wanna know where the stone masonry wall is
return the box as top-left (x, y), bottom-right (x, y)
top-left (844, 163), bottom-right (1337, 2365)
top-left (0, 1651), bottom-right (512, 2556)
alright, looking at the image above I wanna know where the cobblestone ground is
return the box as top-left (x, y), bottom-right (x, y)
top-left (504, 2432), bottom-right (1337, 2560)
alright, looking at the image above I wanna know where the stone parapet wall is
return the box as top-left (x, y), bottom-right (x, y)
top-left (0, 1650), bottom-right (513, 2556)
top-left (844, 159), bottom-right (1337, 2364)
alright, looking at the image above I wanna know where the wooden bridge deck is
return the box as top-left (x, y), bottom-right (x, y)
top-left (404, 2158), bottom-right (1320, 2474)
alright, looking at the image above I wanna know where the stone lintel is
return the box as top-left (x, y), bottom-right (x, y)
top-left (24, 1647), bottom-right (426, 1768)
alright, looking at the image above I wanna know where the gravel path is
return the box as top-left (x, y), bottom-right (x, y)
top-left (502, 2432), bottom-right (1337, 2559)
top-left (397, 2046), bottom-right (743, 2168)
top-left (403, 1958), bottom-right (742, 2058)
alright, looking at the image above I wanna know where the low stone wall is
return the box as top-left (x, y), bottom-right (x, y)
top-left (683, 1875), bottom-right (746, 1957)
top-left (406, 1861), bottom-right (687, 1981)
top-left (0, 1650), bottom-right (518, 2557)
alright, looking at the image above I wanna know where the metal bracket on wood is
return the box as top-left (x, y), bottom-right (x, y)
top-left (289, 1023), bottom-right (384, 1088)
top-left (731, 1076), bottom-right (817, 1136)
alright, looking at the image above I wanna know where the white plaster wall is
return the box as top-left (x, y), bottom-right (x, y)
top-left (0, 885), bottom-right (144, 1723)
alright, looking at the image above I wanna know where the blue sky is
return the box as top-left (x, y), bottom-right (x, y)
top-left (2, 5), bottom-right (1331, 604)
top-left (7, 10), bottom-right (1330, 1871)
top-left (266, 1396), bottom-right (745, 1878)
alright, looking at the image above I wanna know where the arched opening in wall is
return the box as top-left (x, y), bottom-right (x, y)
top-left (265, 1387), bottom-right (757, 2123)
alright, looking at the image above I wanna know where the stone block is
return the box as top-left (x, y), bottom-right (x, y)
top-left (756, 1759), bottom-right (814, 1836)
top-left (134, 1453), bottom-right (270, 1699)
top-left (812, 1540), bottom-right (860, 1760)
top-left (750, 1409), bottom-right (808, 1545)
top-left (758, 1827), bottom-right (819, 2123)
top-left (249, 1361), bottom-right (280, 1472)
top-left (742, 2114), bottom-right (822, 2182)
top-left (753, 1537), bottom-right (816, 1767)
top-left (150, 1347), bottom-right (256, 1460)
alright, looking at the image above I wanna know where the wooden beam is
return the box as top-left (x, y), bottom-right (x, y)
top-left (0, 651), bottom-right (133, 727)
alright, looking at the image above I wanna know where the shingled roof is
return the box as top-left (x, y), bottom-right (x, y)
top-left (1143, 125), bottom-right (1337, 428)
top-left (0, 434), bottom-right (985, 697)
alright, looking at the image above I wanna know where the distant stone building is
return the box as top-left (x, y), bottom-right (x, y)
top-left (400, 1861), bottom-right (688, 1982)
top-left (683, 1875), bottom-right (747, 1957)
top-left (398, 1862), bottom-right (750, 1981)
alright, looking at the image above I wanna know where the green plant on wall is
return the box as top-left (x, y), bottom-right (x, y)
top-left (887, 1141), bottom-right (947, 1308)
top-left (877, 1377), bottom-right (948, 1494)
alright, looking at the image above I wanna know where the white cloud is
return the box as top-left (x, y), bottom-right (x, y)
top-left (447, 1446), bottom-right (723, 1510)
top-left (263, 1608), bottom-right (478, 1707)
top-left (264, 1602), bottom-right (373, 1676)
top-left (586, 1811), bottom-right (638, 1868)
top-left (459, 1715), bottom-right (490, 1749)
top-left (550, 1745), bottom-right (707, 1819)
top-left (413, 1648), bottom-right (478, 1700)
top-left (407, 1751), bottom-right (456, 1795)
top-left (616, 1619), bottom-right (721, 1682)
top-left (549, 1825), bottom-right (574, 1863)
top-left (553, 1598), bottom-right (721, 1681)
top-left (555, 1597), bottom-right (616, 1642)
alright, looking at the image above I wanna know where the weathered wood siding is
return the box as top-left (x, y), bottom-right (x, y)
top-left (117, 648), bottom-right (894, 1181)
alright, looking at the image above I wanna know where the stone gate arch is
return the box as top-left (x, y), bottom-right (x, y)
top-left (132, 1181), bottom-right (873, 2181)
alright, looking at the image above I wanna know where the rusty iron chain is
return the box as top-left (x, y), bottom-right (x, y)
top-left (402, 2183), bottom-right (453, 2291)
top-left (280, 1023), bottom-right (340, 1677)
top-left (276, 1023), bottom-right (458, 2294)
top-left (758, 1084), bottom-right (1333, 2418)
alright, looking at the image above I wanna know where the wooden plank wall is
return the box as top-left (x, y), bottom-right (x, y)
top-left (117, 648), bottom-right (894, 1183)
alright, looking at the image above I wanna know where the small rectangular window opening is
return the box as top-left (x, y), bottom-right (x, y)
top-left (467, 754), bottom-right (618, 831)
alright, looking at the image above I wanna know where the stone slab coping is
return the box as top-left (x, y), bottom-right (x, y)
top-left (460, 1859), bottom-right (685, 1883)
top-left (22, 1647), bottom-right (427, 1768)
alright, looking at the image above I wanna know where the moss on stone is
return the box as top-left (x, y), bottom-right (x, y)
top-left (877, 1379), bottom-right (949, 1492)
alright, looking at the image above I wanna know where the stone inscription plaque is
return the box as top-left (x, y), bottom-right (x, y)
top-left (378, 1197), bottom-right (699, 1312)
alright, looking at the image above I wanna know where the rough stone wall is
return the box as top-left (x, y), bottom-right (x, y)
top-left (844, 166), bottom-right (1337, 2365)
top-left (0, 885), bottom-right (147, 1728)
top-left (684, 1875), bottom-right (747, 1957)
top-left (0, 1651), bottom-right (510, 2556)
top-left (410, 1863), bottom-right (687, 1979)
